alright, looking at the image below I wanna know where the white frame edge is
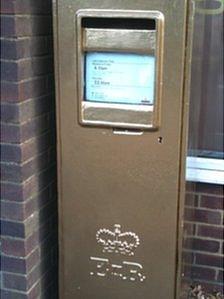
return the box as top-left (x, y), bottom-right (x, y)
top-left (186, 157), bottom-right (224, 185)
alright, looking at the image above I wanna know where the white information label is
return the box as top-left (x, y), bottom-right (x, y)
top-left (85, 52), bottom-right (155, 105)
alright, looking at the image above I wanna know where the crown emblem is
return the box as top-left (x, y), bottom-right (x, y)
top-left (96, 224), bottom-right (140, 256)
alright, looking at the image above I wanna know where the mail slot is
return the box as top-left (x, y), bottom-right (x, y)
top-left (53, 1), bottom-right (193, 298)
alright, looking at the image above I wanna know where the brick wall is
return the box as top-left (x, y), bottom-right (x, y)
top-left (182, 182), bottom-right (224, 296)
top-left (0, 1), bottom-right (58, 298)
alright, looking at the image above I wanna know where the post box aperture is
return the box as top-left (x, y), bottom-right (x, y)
top-left (77, 10), bottom-right (164, 130)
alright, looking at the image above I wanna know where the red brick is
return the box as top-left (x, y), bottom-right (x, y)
top-left (186, 182), bottom-right (196, 193)
top-left (18, 56), bottom-right (54, 79)
top-left (1, 15), bottom-right (16, 37)
top-left (26, 248), bottom-right (40, 273)
top-left (0, 290), bottom-right (26, 299)
top-left (1, 37), bottom-right (48, 60)
top-left (184, 208), bottom-right (222, 225)
top-left (0, 143), bottom-right (22, 162)
top-left (0, 122), bottom-right (21, 143)
top-left (0, 200), bottom-right (24, 221)
top-left (200, 195), bottom-right (223, 210)
top-left (0, 102), bottom-right (20, 123)
top-left (183, 222), bottom-right (196, 236)
top-left (1, 81), bottom-right (19, 102)
top-left (23, 232), bottom-right (40, 256)
top-left (21, 130), bottom-right (55, 162)
top-left (1, 219), bottom-right (26, 238)
top-left (1, 162), bottom-right (22, 182)
top-left (1, 39), bottom-right (17, 59)
top-left (198, 225), bottom-right (224, 240)
top-left (2, 272), bottom-right (28, 292)
top-left (2, 252), bottom-right (54, 292)
top-left (0, 1), bottom-right (14, 14)
top-left (23, 196), bottom-right (40, 221)
top-left (1, 15), bottom-right (52, 38)
top-left (26, 186), bottom-right (53, 213)
top-left (1, 151), bottom-right (49, 183)
top-left (0, 0), bottom-right (52, 15)
top-left (19, 16), bottom-right (53, 37)
top-left (185, 193), bottom-right (199, 207)
top-left (218, 270), bottom-right (223, 282)
top-left (195, 253), bottom-right (223, 268)
top-left (1, 247), bottom-right (40, 274)
top-left (3, 209), bottom-right (39, 236)
top-left (1, 56), bottom-right (53, 82)
top-left (1, 77), bottom-right (47, 103)
top-left (1, 165), bottom-right (56, 201)
top-left (1, 114), bottom-right (50, 143)
top-left (182, 251), bottom-right (195, 264)
top-left (1, 223), bottom-right (51, 258)
top-left (1, 130), bottom-right (55, 163)
top-left (183, 265), bottom-right (216, 281)
top-left (1, 255), bottom-right (26, 273)
top-left (2, 221), bottom-right (52, 262)
top-left (0, 181), bottom-right (24, 202)
top-left (184, 238), bottom-right (220, 253)
top-left (1, 60), bottom-right (19, 81)
top-left (22, 114), bottom-right (51, 141)
top-left (1, 238), bottom-right (27, 257)
top-left (195, 183), bottom-right (224, 196)
top-left (27, 279), bottom-right (41, 298)
top-left (20, 95), bottom-right (54, 123)
top-left (0, 195), bottom-right (40, 221)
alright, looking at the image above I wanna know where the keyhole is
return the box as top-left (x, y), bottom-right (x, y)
top-left (158, 136), bottom-right (163, 144)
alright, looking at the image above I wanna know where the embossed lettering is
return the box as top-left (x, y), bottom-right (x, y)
top-left (90, 257), bottom-right (146, 283)
top-left (123, 261), bottom-right (146, 282)
top-left (90, 257), bottom-right (109, 277)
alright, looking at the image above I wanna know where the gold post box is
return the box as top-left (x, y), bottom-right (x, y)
top-left (53, 1), bottom-right (193, 298)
